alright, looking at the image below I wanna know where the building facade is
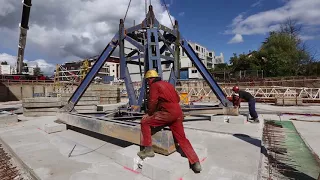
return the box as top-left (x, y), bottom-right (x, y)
top-left (177, 41), bottom-right (225, 79)
top-left (55, 56), bottom-right (120, 83)
top-left (55, 40), bottom-right (224, 83)
top-left (0, 64), bottom-right (34, 75)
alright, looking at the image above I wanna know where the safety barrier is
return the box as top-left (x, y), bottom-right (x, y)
top-left (120, 86), bottom-right (320, 103)
top-left (175, 86), bottom-right (320, 103)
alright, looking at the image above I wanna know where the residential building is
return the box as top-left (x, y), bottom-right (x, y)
top-left (0, 65), bottom-right (12, 74)
top-left (55, 56), bottom-right (120, 83)
top-left (178, 41), bottom-right (225, 79)
top-left (0, 64), bottom-right (34, 75)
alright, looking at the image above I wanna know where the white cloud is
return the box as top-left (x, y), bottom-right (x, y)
top-left (178, 12), bottom-right (185, 16)
top-left (0, 0), bottom-right (174, 64)
top-left (251, 0), bottom-right (264, 8)
top-left (299, 35), bottom-right (315, 41)
top-left (228, 34), bottom-right (244, 44)
top-left (0, 53), bottom-right (55, 75)
top-left (226, 0), bottom-right (320, 38)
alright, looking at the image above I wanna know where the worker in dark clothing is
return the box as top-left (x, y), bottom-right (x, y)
top-left (232, 86), bottom-right (259, 122)
top-left (137, 69), bottom-right (202, 173)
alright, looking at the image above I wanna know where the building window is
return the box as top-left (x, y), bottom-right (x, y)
top-left (196, 45), bottom-right (199, 51)
top-left (191, 70), bottom-right (197, 74)
top-left (209, 52), bottom-right (212, 57)
top-left (182, 50), bottom-right (185, 56)
top-left (165, 63), bottom-right (170, 69)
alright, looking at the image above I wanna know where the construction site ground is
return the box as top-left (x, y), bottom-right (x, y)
top-left (0, 101), bottom-right (320, 180)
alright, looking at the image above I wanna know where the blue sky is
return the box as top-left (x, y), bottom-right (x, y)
top-left (165, 0), bottom-right (320, 62)
top-left (0, 0), bottom-right (320, 75)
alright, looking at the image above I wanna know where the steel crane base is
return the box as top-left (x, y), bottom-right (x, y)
top-left (56, 112), bottom-right (176, 155)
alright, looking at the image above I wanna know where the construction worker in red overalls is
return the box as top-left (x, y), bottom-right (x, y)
top-left (137, 69), bottom-right (202, 173)
top-left (232, 86), bottom-right (259, 123)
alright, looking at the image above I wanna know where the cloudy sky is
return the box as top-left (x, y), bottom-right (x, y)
top-left (0, 0), bottom-right (320, 75)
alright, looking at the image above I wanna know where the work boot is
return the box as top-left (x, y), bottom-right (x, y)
top-left (191, 162), bottom-right (202, 173)
top-left (137, 146), bottom-right (155, 160)
top-left (252, 118), bottom-right (260, 123)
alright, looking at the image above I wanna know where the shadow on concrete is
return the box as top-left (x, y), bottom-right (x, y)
top-left (0, 83), bottom-right (19, 102)
top-left (233, 133), bottom-right (261, 148)
top-left (67, 125), bottom-right (133, 148)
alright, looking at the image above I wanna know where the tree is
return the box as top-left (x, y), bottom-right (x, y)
top-left (229, 18), bottom-right (316, 77)
top-left (1, 61), bottom-right (8, 65)
top-left (33, 65), bottom-right (43, 76)
top-left (23, 63), bottom-right (28, 67)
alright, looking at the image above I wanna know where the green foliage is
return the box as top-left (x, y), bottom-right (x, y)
top-left (228, 19), bottom-right (318, 77)
top-left (1, 61), bottom-right (8, 65)
top-left (213, 63), bottom-right (229, 71)
top-left (33, 65), bottom-right (43, 76)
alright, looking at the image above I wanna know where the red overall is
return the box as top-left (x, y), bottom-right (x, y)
top-left (141, 79), bottom-right (200, 164)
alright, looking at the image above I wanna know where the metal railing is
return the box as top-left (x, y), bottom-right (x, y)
top-left (120, 86), bottom-right (320, 103)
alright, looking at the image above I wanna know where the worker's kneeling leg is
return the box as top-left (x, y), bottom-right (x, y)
top-left (169, 117), bottom-right (200, 165)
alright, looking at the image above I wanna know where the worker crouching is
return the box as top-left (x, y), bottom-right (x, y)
top-left (137, 69), bottom-right (202, 173)
top-left (232, 86), bottom-right (259, 123)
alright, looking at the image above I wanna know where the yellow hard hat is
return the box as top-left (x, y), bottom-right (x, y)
top-left (145, 69), bottom-right (159, 79)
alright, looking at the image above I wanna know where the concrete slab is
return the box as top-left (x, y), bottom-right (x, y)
top-left (181, 129), bottom-right (261, 180)
top-left (241, 102), bottom-right (320, 115)
top-left (74, 105), bottom-right (97, 110)
top-left (23, 102), bottom-right (62, 108)
top-left (44, 123), bottom-right (66, 134)
top-left (23, 111), bottom-right (57, 117)
top-left (193, 144), bottom-right (208, 162)
top-left (0, 113), bottom-right (18, 124)
top-left (97, 103), bottom-right (127, 111)
top-left (210, 115), bottom-right (249, 124)
top-left (183, 120), bottom-right (261, 138)
top-left (0, 101), bottom-right (271, 180)
top-left (22, 97), bottom-right (61, 103)
top-left (114, 145), bottom-right (142, 171)
top-left (23, 107), bottom-right (59, 112)
top-left (0, 118), bottom-right (151, 180)
top-left (141, 153), bottom-right (189, 180)
top-left (293, 121), bottom-right (320, 158)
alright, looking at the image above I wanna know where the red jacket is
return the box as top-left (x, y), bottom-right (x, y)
top-left (147, 80), bottom-right (182, 118)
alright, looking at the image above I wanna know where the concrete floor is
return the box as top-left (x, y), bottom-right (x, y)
top-left (0, 101), bottom-right (319, 180)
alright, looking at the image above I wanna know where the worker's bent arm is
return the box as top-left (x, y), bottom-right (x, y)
top-left (147, 84), bottom-right (159, 116)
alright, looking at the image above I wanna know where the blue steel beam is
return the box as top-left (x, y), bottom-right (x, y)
top-left (125, 36), bottom-right (145, 52)
top-left (160, 55), bottom-right (174, 61)
top-left (158, 32), bottom-right (175, 55)
top-left (62, 35), bottom-right (119, 112)
top-left (155, 19), bottom-right (176, 35)
top-left (180, 38), bottom-right (232, 107)
top-left (126, 54), bottom-right (144, 61)
top-left (127, 60), bottom-right (172, 66)
top-left (124, 67), bottom-right (138, 106)
top-left (168, 68), bottom-right (176, 86)
top-left (126, 21), bottom-right (145, 33)
top-left (126, 49), bottom-right (139, 58)
top-left (120, 20), bottom-right (126, 79)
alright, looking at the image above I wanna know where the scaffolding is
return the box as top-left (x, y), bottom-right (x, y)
top-left (54, 59), bottom-right (90, 93)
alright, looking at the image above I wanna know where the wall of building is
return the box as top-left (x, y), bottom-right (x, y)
top-left (0, 82), bottom-right (55, 102)
top-left (0, 65), bottom-right (35, 75)
top-left (0, 65), bottom-right (11, 74)
top-left (188, 67), bottom-right (202, 79)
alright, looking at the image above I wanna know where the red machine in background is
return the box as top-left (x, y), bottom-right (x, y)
top-left (0, 74), bottom-right (52, 82)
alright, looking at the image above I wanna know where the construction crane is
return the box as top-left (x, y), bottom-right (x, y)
top-left (16, 0), bottom-right (32, 74)
top-left (61, 4), bottom-right (232, 112)
top-left (58, 2), bottom-right (234, 156)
